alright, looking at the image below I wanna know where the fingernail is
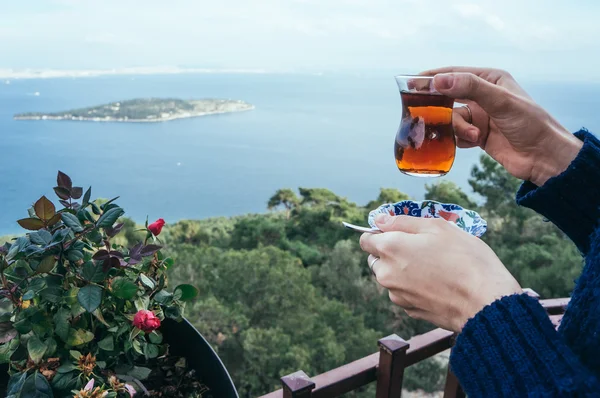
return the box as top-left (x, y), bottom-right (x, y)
top-left (375, 214), bottom-right (391, 225)
top-left (434, 74), bottom-right (454, 90)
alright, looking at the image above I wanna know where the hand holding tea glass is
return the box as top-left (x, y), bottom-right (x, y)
top-left (365, 66), bottom-right (587, 331)
top-left (421, 67), bottom-right (583, 186)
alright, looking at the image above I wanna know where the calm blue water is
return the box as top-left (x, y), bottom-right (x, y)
top-left (1, 73), bottom-right (598, 235)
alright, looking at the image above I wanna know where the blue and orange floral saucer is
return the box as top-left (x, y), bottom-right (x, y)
top-left (367, 200), bottom-right (487, 237)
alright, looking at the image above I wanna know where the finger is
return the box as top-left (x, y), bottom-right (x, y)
top-left (432, 73), bottom-right (516, 118)
top-left (388, 291), bottom-right (415, 309)
top-left (453, 107), bottom-right (480, 143)
top-left (420, 66), bottom-right (495, 78)
top-left (457, 138), bottom-right (478, 149)
top-left (373, 214), bottom-right (438, 234)
top-left (368, 254), bottom-right (384, 276)
top-left (404, 308), bottom-right (428, 321)
top-left (360, 233), bottom-right (384, 257)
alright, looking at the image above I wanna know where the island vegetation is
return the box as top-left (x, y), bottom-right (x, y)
top-left (0, 155), bottom-right (582, 397)
top-left (13, 98), bottom-right (254, 123)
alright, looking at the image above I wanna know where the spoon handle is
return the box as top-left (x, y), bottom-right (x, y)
top-left (342, 222), bottom-right (381, 234)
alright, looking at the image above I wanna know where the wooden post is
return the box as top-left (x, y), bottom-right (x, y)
top-left (443, 367), bottom-right (465, 398)
top-left (282, 371), bottom-right (315, 398)
top-left (376, 334), bottom-right (409, 398)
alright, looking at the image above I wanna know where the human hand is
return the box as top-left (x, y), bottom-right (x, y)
top-left (360, 214), bottom-right (522, 332)
top-left (420, 66), bottom-right (582, 186)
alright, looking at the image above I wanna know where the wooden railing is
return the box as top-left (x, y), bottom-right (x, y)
top-left (260, 292), bottom-right (570, 398)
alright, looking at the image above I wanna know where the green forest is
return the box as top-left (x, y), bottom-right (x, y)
top-left (1, 155), bottom-right (583, 397)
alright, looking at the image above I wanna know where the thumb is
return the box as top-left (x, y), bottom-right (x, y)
top-left (433, 72), bottom-right (515, 117)
top-left (374, 214), bottom-right (428, 234)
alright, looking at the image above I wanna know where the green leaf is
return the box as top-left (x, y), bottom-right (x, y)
top-left (61, 213), bottom-right (83, 232)
top-left (134, 296), bottom-right (149, 312)
top-left (153, 290), bottom-right (172, 304)
top-left (82, 187), bottom-right (92, 207)
top-left (29, 230), bottom-right (52, 246)
top-left (51, 228), bottom-right (70, 244)
top-left (77, 285), bottom-right (103, 313)
top-left (165, 305), bottom-right (182, 320)
top-left (36, 256), bottom-right (56, 274)
top-left (21, 371), bottom-right (54, 398)
top-left (132, 339), bottom-right (143, 355)
top-left (163, 257), bottom-right (175, 269)
top-left (174, 284), bottom-right (199, 301)
top-left (144, 343), bottom-right (159, 359)
top-left (130, 328), bottom-right (142, 341)
top-left (93, 309), bottom-right (110, 327)
top-left (0, 322), bottom-right (17, 344)
top-left (98, 335), bottom-right (114, 351)
top-left (51, 371), bottom-right (76, 391)
top-left (17, 217), bottom-right (45, 231)
top-left (57, 363), bottom-right (77, 373)
top-left (127, 366), bottom-right (152, 381)
top-left (87, 229), bottom-right (103, 244)
top-left (45, 337), bottom-right (57, 356)
top-left (34, 196), bottom-right (56, 222)
top-left (6, 372), bottom-right (28, 398)
top-left (64, 287), bottom-right (79, 305)
top-left (139, 274), bottom-right (155, 290)
top-left (149, 331), bottom-right (163, 344)
top-left (39, 286), bottom-right (62, 303)
top-left (111, 277), bottom-right (138, 300)
top-left (9, 343), bottom-right (27, 363)
top-left (66, 329), bottom-right (94, 346)
top-left (27, 335), bottom-right (48, 364)
top-left (82, 261), bottom-right (105, 282)
top-left (97, 207), bottom-right (125, 228)
top-left (67, 250), bottom-right (84, 262)
top-left (69, 350), bottom-right (82, 360)
top-left (13, 319), bottom-right (32, 334)
top-left (22, 290), bottom-right (35, 300)
top-left (91, 203), bottom-right (101, 215)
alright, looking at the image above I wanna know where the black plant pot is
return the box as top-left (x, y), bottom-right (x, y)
top-left (0, 318), bottom-right (238, 398)
top-left (162, 318), bottom-right (239, 398)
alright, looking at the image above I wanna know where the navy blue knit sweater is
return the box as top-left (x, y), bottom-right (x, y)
top-left (450, 130), bottom-right (600, 397)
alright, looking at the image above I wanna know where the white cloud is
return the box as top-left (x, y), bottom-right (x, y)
top-left (1, 0), bottom-right (599, 79)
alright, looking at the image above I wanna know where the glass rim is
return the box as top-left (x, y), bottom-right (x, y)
top-left (394, 74), bottom-right (433, 80)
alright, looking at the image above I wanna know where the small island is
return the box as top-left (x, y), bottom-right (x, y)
top-left (13, 98), bottom-right (254, 123)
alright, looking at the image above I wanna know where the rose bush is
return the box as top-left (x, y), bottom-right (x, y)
top-left (0, 172), bottom-right (201, 397)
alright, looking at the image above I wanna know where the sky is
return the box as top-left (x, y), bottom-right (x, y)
top-left (2, 0), bottom-right (600, 80)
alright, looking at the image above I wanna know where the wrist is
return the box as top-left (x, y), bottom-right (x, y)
top-left (531, 125), bottom-right (583, 187)
top-left (458, 281), bottom-right (522, 332)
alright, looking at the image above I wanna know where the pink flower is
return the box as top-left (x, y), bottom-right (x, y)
top-left (125, 384), bottom-right (136, 397)
top-left (84, 379), bottom-right (95, 391)
top-left (133, 310), bottom-right (161, 332)
top-left (148, 218), bottom-right (165, 236)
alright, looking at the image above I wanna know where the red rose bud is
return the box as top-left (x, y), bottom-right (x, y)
top-left (148, 218), bottom-right (165, 236)
top-left (133, 310), bottom-right (161, 333)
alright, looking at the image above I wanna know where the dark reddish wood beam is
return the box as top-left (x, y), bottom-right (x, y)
top-left (260, 297), bottom-right (569, 398)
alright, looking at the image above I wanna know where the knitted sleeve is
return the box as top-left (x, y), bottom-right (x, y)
top-left (516, 129), bottom-right (600, 254)
top-left (450, 293), bottom-right (600, 396)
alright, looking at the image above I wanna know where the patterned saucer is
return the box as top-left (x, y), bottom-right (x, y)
top-left (367, 200), bottom-right (487, 237)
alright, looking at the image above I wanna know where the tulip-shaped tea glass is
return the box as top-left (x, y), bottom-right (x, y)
top-left (394, 75), bottom-right (456, 177)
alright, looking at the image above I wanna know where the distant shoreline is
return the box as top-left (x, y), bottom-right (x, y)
top-left (14, 106), bottom-right (255, 123)
top-left (14, 98), bottom-right (255, 123)
top-left (0, 67), bottom-right (278, 80)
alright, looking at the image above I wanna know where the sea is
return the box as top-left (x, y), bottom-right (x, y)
top-left (1, 73), bottom-right (599, 236)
